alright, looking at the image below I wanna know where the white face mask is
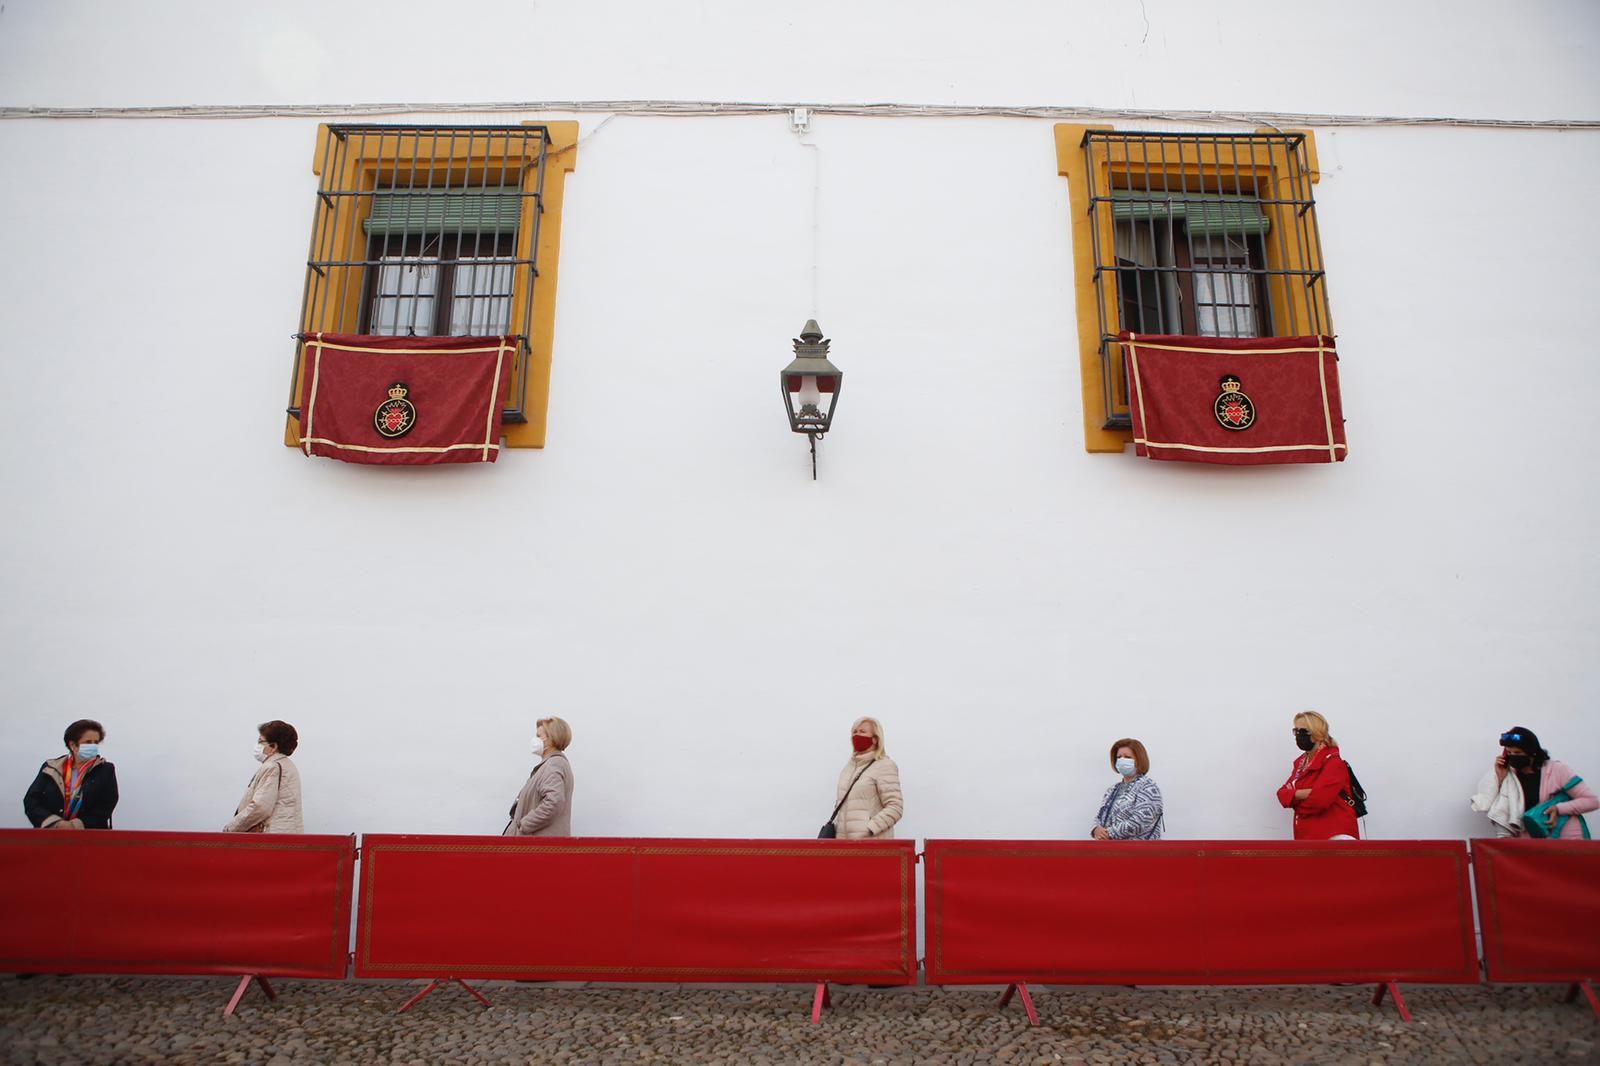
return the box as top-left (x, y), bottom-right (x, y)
top-left (531, 735), bottom-right (544, 759)
top-left (254, 743), bottom-right (268, 763)
top-left (1115, 757), bottom-right (1137, 777)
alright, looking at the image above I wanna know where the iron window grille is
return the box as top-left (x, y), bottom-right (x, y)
top-left (1082, 130), bottom-right (1331, 428)
top-left (288, 124), bottom-right (550, 424)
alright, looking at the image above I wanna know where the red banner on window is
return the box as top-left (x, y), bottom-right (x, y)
top-left (1120, 334), bottom-right (1347, 465)
top-left (924, 840), bottom-right (1476, 985)
top-left (0, 830), bottom-right (355, 977)
top-left (299, 334), bottom-right (514, 465)
top-left (1473, 838), bottom-right (1600, 982)
top-left (356, 836), bottom-right (917, 983)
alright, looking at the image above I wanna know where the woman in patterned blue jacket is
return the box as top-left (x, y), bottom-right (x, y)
top-left (1090, 738), bottom-right (1164, 840)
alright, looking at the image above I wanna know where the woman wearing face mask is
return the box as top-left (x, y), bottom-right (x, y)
top-left (504, 717), bottom-right (574, 837)
top-left (24, 719), bottom-right (119, 830)
top-left (1090, 738), bottom-right (1163, 840)
top-left (223, 721), bottom-right (303, 833)
top-left (1472, 726), bottom-right (1597, 838)
top-left (1275, 711), bottom-right (1359, 840)
top-left (830, 718), bottom-right (903, 840)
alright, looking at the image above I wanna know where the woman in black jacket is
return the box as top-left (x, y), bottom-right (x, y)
top-left (24, 719), bottom-right (119, 829)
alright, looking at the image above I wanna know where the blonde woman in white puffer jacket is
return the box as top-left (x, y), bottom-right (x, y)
top-left (831, 717), bottom-right (903, 839)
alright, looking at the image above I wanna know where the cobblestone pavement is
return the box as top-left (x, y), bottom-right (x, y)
top-left (0, 977), bottom-right (1595, 1065)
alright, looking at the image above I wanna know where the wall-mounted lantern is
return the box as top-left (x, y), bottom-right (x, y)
top-left (779, 319), bottom-right (842, 479)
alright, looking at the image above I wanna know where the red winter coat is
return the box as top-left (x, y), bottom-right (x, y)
top-left (1277, 746), bottom-right (1360, 840)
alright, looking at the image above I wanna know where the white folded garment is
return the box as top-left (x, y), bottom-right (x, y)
top-left (1470, 767), bottom-right (1525, 836)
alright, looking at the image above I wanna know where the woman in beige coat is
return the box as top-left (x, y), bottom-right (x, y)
top-left (504, 716), bottom-right (574, 837)
top-left (224, 720), bottom-right (304, 833)
top-left (831, 717), bottom-right (903, 839)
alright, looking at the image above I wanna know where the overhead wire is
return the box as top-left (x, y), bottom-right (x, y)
top-left (2, 100), bottom-right (1597, 131)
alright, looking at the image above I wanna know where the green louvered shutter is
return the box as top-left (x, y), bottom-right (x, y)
top-left (364, 186), bottom-right (523, 236)
top-left (1110, 190), bottom-right (1269, 237)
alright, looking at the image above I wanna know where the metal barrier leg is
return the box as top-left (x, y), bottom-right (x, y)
top-left (1564, 980), bottom-right (1599, 1019)
top-left (222, 975), bottom-right (276, 1017)
top-left (1371, 981), bottom-right (1413, 1023)
top-left (998, 982), bottom-right (1040, 1026)
top-left (397, 980), bottom-right (444, 1013)
top-left (810, 981), bottom-right (831, 1024)
top-left (397, 977), bottom-right (492, 1014)
top-left (455, 978), bottom-right (492, 1007)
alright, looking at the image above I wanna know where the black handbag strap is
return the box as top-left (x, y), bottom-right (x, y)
top-left (828, 761), bottom-right (875, 824)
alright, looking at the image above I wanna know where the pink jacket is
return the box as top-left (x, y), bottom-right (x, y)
top-left (1536, 759), bottom-right (1598, 839)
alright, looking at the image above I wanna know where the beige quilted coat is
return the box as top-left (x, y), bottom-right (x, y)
top-left (832, 753), bottom-right (903, 839)
top-left (224, 754), bottom-right (304, 833)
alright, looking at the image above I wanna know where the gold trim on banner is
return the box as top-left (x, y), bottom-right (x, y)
top-left (1134, 440), bottom-right (1348, 456)
top-left (305, 339), bottom-right (514, 357)
top-left (299, 439), bottom-right (502, 456)
top-left (1126, 339), bottom-right (1334, 357)
top-left (1317, 348), bottom-right (1338, 460)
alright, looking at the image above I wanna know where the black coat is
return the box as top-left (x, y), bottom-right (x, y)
top-left (24, 758), bottom-right (119, 829)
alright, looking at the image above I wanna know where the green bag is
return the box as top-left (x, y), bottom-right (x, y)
top-left (1522, 775), bottom-right (1592, 839)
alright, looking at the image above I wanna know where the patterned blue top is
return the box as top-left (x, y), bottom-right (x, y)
top-left (1092, 774), bottom-right (1164, 840)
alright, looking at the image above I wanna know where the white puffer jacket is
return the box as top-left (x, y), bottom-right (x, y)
top-left (832, 754), bottom-right (903, 840)
top-left (225, 754), bottom-right (304, 833)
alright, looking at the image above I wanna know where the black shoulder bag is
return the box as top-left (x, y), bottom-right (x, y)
top-left (818, 761), bottom-right (874, 839)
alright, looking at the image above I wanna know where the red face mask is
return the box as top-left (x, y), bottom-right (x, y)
top-left (851, 734), bottom-right (875, 754)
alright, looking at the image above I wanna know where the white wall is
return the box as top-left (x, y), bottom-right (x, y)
top-left (0, 1), bottom-right (1596, 844)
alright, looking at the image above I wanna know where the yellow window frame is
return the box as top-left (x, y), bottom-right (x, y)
top-left (1055, 125), bottom-right (1325, 453)
top-left (284, 121), bottom-right (578, 450)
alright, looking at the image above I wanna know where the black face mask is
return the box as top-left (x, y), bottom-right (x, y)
top-left (1504, 754), bottom-right (1533, 771)
top-left (1294, 729), bottom-right (1315, 752)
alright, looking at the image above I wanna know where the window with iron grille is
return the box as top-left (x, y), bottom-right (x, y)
top-left (285, 124), bottom-right (574, 445)
top-left (1058, 128), bottom-right (1332, 446)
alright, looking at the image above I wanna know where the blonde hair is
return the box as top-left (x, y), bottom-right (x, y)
top-left (850, 717), bottom-right (887, 760)
top-left (1293, 711), bottom-right (1336, 749)
top-left (537, 716), bottom-right (572, 752)
top-left (1109, 738), bottom-right (1150, 775)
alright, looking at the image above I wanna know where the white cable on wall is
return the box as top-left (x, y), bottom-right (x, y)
top-left (793, 113), bottom-right (822, 320)
top-left (2, 100), bottom-right (1597, 131)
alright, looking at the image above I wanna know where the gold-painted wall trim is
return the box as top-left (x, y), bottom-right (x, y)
top-left (1054, 123), bottom-right (1124, 454)
top-left (508, 120), bottom-right (577, 449)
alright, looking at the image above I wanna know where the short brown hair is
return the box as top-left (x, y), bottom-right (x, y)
top-left (537, 716), bottom-right (572, 752)
top-left (1109, 738), bottom-right (1150, 775)
top-left (257, 720), bottom-right (299, 756)
top-left (64, 719), bottom-right (105, 746)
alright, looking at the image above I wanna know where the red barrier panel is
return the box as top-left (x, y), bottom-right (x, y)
top-left (925, 840), bottom-right (1477, 1019)
top-left (0, 829), bottom-right (355, 978)
top-left (356, 836), bottom-right (916, 986)
top-left (1474, 838), bottom-right (1600, 984)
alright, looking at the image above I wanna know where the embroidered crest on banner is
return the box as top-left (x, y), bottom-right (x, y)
top-left (1213, 374), bottom-right (1255, 431)
top-left (373, 382), bottom-right (418, 439)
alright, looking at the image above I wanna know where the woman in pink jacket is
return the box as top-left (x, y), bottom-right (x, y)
top-left (1491, 726), bottom-right (1597, 839)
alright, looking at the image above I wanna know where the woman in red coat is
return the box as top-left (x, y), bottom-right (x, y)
top-left (1276, 711), bottom-right (1360, 840)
